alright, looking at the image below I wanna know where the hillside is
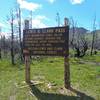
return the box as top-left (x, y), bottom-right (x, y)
top-left (69, 27), bottom-right (89, 34)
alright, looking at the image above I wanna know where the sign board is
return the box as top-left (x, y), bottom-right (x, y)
top-left (23, 26), bottom-right (69, 56)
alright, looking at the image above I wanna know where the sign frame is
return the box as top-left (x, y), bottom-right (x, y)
top-left (23, 18), bottom-right (70, 89)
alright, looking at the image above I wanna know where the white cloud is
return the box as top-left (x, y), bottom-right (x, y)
top-left (47, 0), bottom-right (55, 3)
top-left (70, 0), bottom-right (84, 4)
top-left (17, 0), bottom-right (42, 11)
top-left (0, 22), bottom-right (11, 37)
top-left (32, 15), bottom-right (48, 28)
top-left (0, 23), bottom-right (6, 28)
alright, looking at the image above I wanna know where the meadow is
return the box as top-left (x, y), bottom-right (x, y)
top-left (0, 54), bottom-right (100, 100)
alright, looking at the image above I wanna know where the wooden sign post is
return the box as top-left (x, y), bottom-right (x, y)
top-left (24, 50), bottom-right (30, 83)
top-left (64, 18), bottom-right (70, 89)
top-left (24, 20), bottom-right (31, 83)
top-left (23, 18), bottom-right (70, 88)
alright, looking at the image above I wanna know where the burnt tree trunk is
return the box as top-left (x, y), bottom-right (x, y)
top-left (11, 11), bottom-right (15, 65)
top-left (0, 48), bottom-right (1, 59)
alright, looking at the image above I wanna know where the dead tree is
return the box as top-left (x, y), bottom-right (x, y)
top-left (56, 12), bottom-right (60, 27)
top-left (0, 27), bottom-right (1, 59)
top-left (70, 19), bottom-right (88, 57)
top-left (17, 7), bottom-right (23, 62)
top-left (30, 10), bottom-right (33, 28)
top-left (0, 48), bottom-right (1, 59)
top-left (70, 17), bottom-right (77, 48)
top-left (74, 34), bottom-right (88, 57)
top-left (2, 36), bottom-right (7, 57)
top-left (10, 10), bottom-right (15, 65)
top-left (90, 15), bottom-right (96, 55)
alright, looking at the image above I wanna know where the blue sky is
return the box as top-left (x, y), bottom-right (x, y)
top-left (0, 0), bottom-right (100, 36)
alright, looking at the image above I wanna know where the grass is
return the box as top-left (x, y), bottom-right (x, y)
top-left (0, 54), bottom-right (100, 100)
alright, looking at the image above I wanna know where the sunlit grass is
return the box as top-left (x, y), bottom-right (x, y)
top-left (0, 54), bottom-right (100, 100)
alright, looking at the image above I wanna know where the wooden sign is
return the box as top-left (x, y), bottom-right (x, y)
top-left (23, 26), bottom-right (69, 56)
top-left (23, 18), bottom-right (70, 89)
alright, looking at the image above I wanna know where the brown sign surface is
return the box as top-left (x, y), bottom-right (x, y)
top-left (23, 26), bottom-right (69, 56)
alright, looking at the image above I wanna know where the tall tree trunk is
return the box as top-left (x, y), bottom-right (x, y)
top-left (90, 31), bottom-right (95, 55)
top-left (18, 7), bottom-right (23, 62)
top-left (11, 11), bottom-right (15, 65)
top-left (0, 28), bottom-right (1, 59)
top-left (90, 16), bottom-right (96, 56)
top-left (0, 48), bottom-right (1, 59)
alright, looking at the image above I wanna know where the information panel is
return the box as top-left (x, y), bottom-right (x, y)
top-left (23, 26), bottom-right (69, 56)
